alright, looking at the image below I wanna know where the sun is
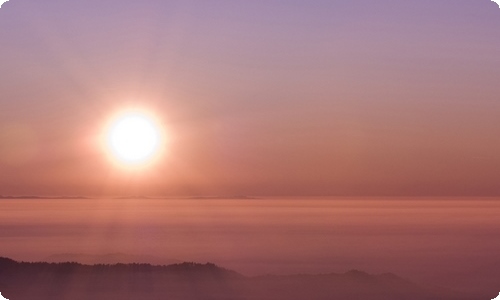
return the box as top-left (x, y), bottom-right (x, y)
top-left (105, 111), bottom-right (163, 166)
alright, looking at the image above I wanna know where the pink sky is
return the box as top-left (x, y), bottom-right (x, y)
top-left (0, 0), bottom-right (499, 196)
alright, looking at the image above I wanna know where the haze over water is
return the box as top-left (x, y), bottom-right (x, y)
top-left (1, 1), bottom-right (500, 298)
top-left (1, 197), bottom-right (499, 295)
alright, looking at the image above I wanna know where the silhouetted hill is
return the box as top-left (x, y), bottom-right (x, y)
top-left (0, 257), bottom-right (475, 300)
top-left (44, 253), bottom-right (181, 266)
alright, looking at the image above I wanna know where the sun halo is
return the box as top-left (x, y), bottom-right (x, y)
top-left (103, 110), bottom-right (165, 167)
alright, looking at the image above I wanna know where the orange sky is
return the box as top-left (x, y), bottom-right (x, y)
top-left (0, 0), bottom-right (500, 196)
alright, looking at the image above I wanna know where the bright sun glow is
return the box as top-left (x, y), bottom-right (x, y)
top-left (106, 112), bottom-right (162, 165)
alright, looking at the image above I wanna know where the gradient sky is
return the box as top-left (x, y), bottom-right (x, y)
top-left (0, 0), bottom-right (499, 196)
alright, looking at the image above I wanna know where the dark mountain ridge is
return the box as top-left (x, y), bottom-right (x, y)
top-left (0, 257), bottom-right (475, 300)
top-left (44, 252), bottom-right (181, 266)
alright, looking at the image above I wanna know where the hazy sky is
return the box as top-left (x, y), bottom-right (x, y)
top-left (0, 0), bottom-right (499, 196)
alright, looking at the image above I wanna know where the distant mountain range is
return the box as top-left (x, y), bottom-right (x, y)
top-left (44, 253), bottom-right (181, 266)
top-left (0, 257), bottom-right (476, 300)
